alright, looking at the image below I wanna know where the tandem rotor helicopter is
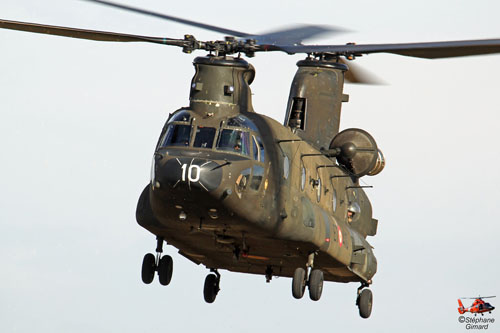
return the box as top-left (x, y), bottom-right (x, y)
top-left (3, 0), bottom-right (500, 319)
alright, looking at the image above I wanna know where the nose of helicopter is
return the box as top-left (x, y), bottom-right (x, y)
top-left (154, 154), bottom-right (224, 192)
top-left (151, 148), bottom-right (256, 198)
top-left (147, 149), bottom-right (267, 228)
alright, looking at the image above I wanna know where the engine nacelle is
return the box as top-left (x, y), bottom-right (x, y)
top-left (329, 128), bottom-right (385, 177)
top-left (368, 149), bottom-right (385, 176)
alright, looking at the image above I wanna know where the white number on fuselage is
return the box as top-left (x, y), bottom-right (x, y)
top-left (181, 164), bottom-right (201, 182)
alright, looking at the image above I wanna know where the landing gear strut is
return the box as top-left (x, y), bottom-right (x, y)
top-left (265, 266), bottom-right (273, 283)
top-left (292, 252), bottom-right (324, 301)
top-left (203, 269), bottom-right (220, 303)
top-left (356, 282), bottom-right (373, 319)
top-left (141, 236), bottom-right (173, 286)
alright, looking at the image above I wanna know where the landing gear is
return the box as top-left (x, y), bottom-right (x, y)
top-left (356, 283), bottom-right (373, 319)
top-left (291, 252), bottom-right (324, 301)
top-left (141, 236), bottom-right (173, 286)
top-left (203, 269), bottom-right (220, 303)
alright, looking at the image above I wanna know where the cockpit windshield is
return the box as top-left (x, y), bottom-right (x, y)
top-left (194, 126), bottom-right (216, 148)
top-left (217, 129), bottom-right (250, 155)
top-left (160, 124), bottom-right (191, 147)
top-left (168, 110), bottom-right (191, 123)
top-left (158, 112), bottom-right (264, 159)
top-left (226, 115), bottom-right (258, 131)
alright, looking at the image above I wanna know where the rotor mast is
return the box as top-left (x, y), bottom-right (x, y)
top-left (188, 56), bottom-right (256, 118)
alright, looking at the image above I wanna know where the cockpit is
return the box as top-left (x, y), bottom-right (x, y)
top-left (154, 112), bottom-right (267, 193)
top-left (158, 112), bottom-right (265, 162)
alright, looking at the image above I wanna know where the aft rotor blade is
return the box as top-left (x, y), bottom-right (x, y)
top-left (282, 39), bottom-right (500, 58)
top-left (0, 19), bottom-right (185, 46)
top-left (338, 58), bottom-right (384, 84)
top-left (83, 0), bottom-right (250, 37)
top-left (251, 24), bottom-right (343, 46)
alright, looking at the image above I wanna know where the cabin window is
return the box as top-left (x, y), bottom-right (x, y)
top-left (301, 166), bottom-right (306, 190)
top-left (193, 127), bottom-right (216, 148)
top-left (216, 129), bottom-right (250, 156)
top-left (283, 155), bottom-right (290, 179)
top-left (316, 177), bottom-right (322, 202)
top-left (160, 124), bottom-right (191, 147)
top-left (301, 197), bottom-right (315, 228)
top-left (332, 189), bottom-right (337, 212)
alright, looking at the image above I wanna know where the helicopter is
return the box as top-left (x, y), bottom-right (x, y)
top-left (3, 0), bottom-right (500, 320)
top-left (458, 296), bottom-right (496, 316)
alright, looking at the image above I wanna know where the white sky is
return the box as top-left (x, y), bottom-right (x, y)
top-left (1, 0), bottom-right (499, 332)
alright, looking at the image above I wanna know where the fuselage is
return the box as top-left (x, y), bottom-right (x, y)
top-left (136, 55), bottom-right (378, 284)
top-left (137, 108), bottom-right (376, 283)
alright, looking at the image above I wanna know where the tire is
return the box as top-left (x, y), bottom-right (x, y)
top-left (308, 269), bottom-right (324, 301)
top-left (141, 253), bottom-right (156, 284)
top-left (292, 267), bottom-right (307, 299)
top-left (158, 255), bottom-right (173, 286)
top-left (358, 289), bottom-right (373, 319)
top-left (203, 274), bottom-right (219, 303)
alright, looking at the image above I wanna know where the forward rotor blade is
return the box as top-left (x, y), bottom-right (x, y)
top-left (282, 38), bottom-right (500, 59)
top-left (0, 19), bottom-right (184, 46)
top-left (83, 0), bottom-right (342, 47)
top-left (338, 58), bottom-right (384, 84)
top-left (83, 0), bottom-right (250, 37)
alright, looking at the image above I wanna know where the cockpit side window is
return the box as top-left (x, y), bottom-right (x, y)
top-left (216, 129), bottom-right (250, 156)
top-left (160, 124), bottom-right (191, 147)
top-left (252, 135), bottom-right (259, 160)
top-left (257, 137), bottom-right (265, 163)
top-left (193, 127), bottom-right (216, 148)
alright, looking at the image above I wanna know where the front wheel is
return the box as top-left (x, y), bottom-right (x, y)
top-left (158, 255), bottom-right (173, 286)
top-left (141, 253), bottom-right (156, 284)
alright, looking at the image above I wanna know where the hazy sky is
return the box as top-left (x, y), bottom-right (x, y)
top-left (1, 0), bottom-right (499, 332)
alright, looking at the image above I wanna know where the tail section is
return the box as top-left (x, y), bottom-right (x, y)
top-left (458, 299), bottom-right (466, 314)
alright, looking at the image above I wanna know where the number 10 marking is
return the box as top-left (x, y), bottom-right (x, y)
top-left (181, 164), bottom-right (201, 182)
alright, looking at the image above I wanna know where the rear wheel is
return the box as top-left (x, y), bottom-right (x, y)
top-left (158, 255), bottom-right (173, 286)
top-left (308, 269), bottom-right (324, 301)
top-left (292, 267), bottom-right (307, 299)
top-left (141, 253), bottom-right (156, 284)
top-left (203, 274), bottom-right (219, 303)
top-left (358, 289), bottom-right (373, 318)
